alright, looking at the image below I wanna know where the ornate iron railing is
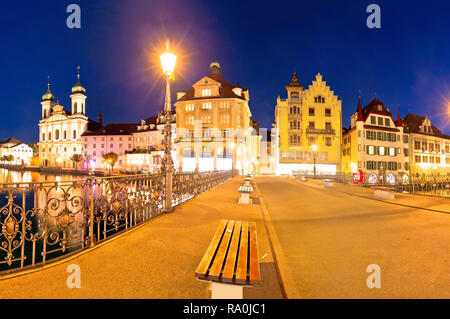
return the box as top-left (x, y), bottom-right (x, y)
top-left (296, 172), bottom-right (450, 198)
top-left (172, 170), bottom-right (232, 206)
top-left (0, 170), bottom-right (232, 275)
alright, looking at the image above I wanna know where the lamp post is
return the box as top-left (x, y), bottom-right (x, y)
top-left (312, 144), bottom-right (317, 178)
top-left (159, 41), bottom-right (177, 213)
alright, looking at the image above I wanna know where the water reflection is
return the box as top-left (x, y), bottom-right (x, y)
top-left (0, 168), bottom-right (82, 184)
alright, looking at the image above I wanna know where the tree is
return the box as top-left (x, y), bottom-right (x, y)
top-left (70, 154), bottom-right (83, 169)
top-left (103, 152), bottom-right (119, 173)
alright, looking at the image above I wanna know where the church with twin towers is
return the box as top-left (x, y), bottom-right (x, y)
top-left (38, 67), bottom-right (102, 168)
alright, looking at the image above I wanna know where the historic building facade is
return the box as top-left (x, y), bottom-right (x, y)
top-left (38, 72), bottom-right (101, 168)
top-left (342, 97), bottom-right (410, 183)
top-left (273, 72), bottom-right (342, 175)
top-left (174, 62), bottom-right (252, 174)
top-left (403, 113), bottom-right (450, 176)
top-left (0, 138), bottom-right (34, 165)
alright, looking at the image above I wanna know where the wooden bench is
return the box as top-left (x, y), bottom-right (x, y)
top-left (195, 220), bottom-right (260, 299)
top-left (238, 186), bottom-right (253, 204)
top-left (373, 186), bottom-right (395, 200)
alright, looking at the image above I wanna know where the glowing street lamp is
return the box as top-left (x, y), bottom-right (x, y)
top-left (312, 144), bottom-right (317, 177)
top-left (159, 40), bottom-right (177, 213)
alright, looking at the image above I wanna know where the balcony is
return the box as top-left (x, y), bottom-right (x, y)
top-left (306, 127), bottom-right (335, 135)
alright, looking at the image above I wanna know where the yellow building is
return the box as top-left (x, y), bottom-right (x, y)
top-left (273, 72), bottom-right (342, 175)
top-left (342, 98), bottom-right (410, 184)
top-left (174, 62), bottom-right (252, 174)
top-left (403, 113), bottom-right (450, 176)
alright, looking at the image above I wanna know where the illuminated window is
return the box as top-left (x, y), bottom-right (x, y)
top-left (185, 104), bottom-right (194, 112)
top-left (202, 89), bottom-right (211, 96)
top-left (185, 116), bottom-right (194, 125)
top-left (202, 102), bottom-right (212, 110)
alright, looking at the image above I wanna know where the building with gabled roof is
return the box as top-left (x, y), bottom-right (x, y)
top-left (272, 72), bottom-right (342, 175)
top-left (403, 113), bottom-right (450, 175)
top-left (342, 97), bottom-right (410, 184)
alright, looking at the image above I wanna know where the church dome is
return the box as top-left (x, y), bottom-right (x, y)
top-left (72, 79), bottom-right (86, 94)
top-left (72, 66), bottom-right (86, 94)
top-left (42, 88), bottom-right (55, 101)
top-left (209, 61), bottom-right (221, 75)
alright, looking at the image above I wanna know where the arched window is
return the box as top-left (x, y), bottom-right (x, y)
top-left (42, 133), bottom-right (45, 141)
top-left (74, 102), bottom-right (78, 113)
top-left (49, 132), bottom-right (52, 141)
top-left (73, 130), bottom-right (77, 139)
top-left (43, 109), bottom-right (47, 118)
top-left (63, 131), bottom-right (67, 140)
top-left (55, 129), bottom-right (60, 140)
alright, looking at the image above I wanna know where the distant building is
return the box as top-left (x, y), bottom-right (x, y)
top-left (273, 72), bottom-right (342, 175)
top-left (38, 70), bottom-right (102, 168)
top-left (403, 113), bottom-right (450, 176)
top-left (0, 138), bottom-right (34, 165)
top-left (174, 62), bottom-right (252, 174)
top-left (342, 97), bottom-right (409, 184)
top-left (81, 114), bottom-right (176, 172)
top-left (81, 123), bottom-right (137, 170)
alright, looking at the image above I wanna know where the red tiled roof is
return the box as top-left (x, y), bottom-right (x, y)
top-left (403, 113), bottom-right (450, 139)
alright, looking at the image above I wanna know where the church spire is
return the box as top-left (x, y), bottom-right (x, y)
top-left (396, 106), bottom-right (403, 127)
top-left (356, 96), bottom-right (363, 121)
top-left (42, 75), bottom-right (55, 101)
top-left (287, 71), bottom-right (302, 87)
top-left (72, 65), bottom-right (86, 94)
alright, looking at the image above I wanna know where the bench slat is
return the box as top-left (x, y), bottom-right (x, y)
top-left (221, 221), bottom-right (242, 283)
top-left (208, 220), bottom-right (235, 281)
top-left (235, 221), bottom-right (249, 284)
top-left (195, 220), bottom-right (228, 279)
top-left (248, 222), bottom-right (261, 284)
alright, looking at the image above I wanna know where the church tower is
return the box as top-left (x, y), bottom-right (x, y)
top-left (41, 76), bottom-right (54, 119)
top-left (70, 66), bottom-right (87, 115)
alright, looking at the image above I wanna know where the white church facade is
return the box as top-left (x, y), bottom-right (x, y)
top-left (38, 70), bottom-right (102, 168)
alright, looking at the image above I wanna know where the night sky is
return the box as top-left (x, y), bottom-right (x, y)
top-left (1, 0), bottom-right (449, 143)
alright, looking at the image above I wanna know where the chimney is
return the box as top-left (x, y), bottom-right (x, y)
top-left (98, 112), bottom-right (103, 127)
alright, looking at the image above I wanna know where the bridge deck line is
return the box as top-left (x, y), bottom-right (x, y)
top-left (0, 177), bottom-right (283, 299)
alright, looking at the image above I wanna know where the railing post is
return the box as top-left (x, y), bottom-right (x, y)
top-left (164, 165), bottom-right (173, 213)
top-left (89, 178), bottom-right (95, 247)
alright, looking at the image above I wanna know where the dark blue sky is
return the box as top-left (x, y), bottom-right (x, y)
top-left (1, 0), bottom-right (449, 143)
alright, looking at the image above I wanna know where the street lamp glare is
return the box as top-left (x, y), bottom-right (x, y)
top-left (312, 144), bottom-right (317, 151)
top-left (160, 51), bottom-right (177, 76)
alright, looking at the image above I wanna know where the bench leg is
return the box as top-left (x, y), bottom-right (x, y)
top-left (211, 282), bottom-right (243, 299)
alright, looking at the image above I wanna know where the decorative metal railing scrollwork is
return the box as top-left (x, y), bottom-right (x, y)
top-left (0, 170), bottom-right (231, 275)
top-left (172, 170), bottom-right (232, 206)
